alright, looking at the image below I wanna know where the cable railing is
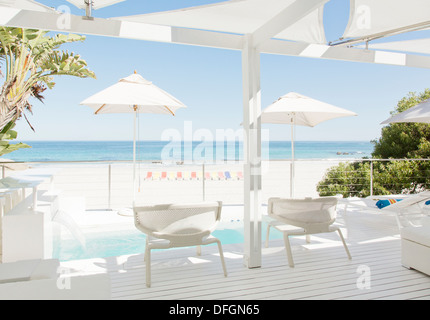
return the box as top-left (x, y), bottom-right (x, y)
top-left (1, 158), bottom-right (429, 210)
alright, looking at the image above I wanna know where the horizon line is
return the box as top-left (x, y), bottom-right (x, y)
top-left (18, 139), bottom-right (373, 143)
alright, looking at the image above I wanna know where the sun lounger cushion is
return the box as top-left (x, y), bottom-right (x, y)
top-left (375, 198), bottom-right (403, 209)
top-left (401, 225), bottom-right (430, 247)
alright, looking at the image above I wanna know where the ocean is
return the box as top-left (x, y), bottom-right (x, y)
top-left (3, 140), bottom-right (374, 162)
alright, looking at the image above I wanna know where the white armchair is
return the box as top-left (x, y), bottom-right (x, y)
top-left (266, 197), bottom-right (351, 267)
top-left (134, 201), bottom-right (227, 287)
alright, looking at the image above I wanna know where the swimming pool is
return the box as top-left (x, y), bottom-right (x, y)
top-left (52, 224), bottom-right (250, 262)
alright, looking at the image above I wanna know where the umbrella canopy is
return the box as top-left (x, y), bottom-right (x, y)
top-left (80, 72), bottom-right (187, 206)
top-left (261, 92), bottom-right (357, 126)
top-left (381, 98), bottom-right (430, 124)
top-left (81, 72), bottom-right (186, 115)
top-left (261, 92), bottom-right (357, 197)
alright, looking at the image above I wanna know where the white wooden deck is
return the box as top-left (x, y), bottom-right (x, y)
top-left (61, 205), bottom-right (430, 300)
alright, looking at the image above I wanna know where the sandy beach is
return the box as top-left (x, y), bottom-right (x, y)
top-left (34, 159), bottom-right (344, 210)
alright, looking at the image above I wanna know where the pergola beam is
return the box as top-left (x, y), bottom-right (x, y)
top-left (2, 6), bottom-right (430, 68)
top-left (260, 40), bottom-right (430, 69)
top-left (0, 7), bottom-right (244, 50)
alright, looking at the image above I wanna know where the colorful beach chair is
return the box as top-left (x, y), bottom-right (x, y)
top-left (218, 172), bottom-right (225, 180)
top-left (237, 171), bottom-right (243, 180)
top-left (161, 172), bottom-right (167, 180)
top-left (225, 171), bottom-right (231, 180)
top-left (169, 172), bottom-right (176, 180)
top-left (177, 172), bottom-right (183, 180)
top-left (205, 172), bottom-right (211, 180)
top-left (152, 172), bottom-right (160, 180)
top-left (191, 172), bottom-right (197, 180)
top-left (181, 171), bottom-right (188, 180)
top-left (145, 172), bottom-right (153, 181)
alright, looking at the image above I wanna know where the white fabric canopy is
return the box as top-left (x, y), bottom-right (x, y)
top-left (0, 0), bottom-right (55, 12)
top-left (343, 0), bottom-right (430, 40)
top-left (381, 99), bottom-right (430, 124)
top-left (118, 0), bottom-right (327, 44)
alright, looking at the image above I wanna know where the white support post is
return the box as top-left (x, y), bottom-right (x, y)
top-left (242, 34), bottom-right (262, 269)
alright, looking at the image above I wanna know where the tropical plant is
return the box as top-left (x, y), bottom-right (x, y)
top-left (0, 27), bottom-right (96, 132)
top-left (317, 89), bottom-right (430, 197)
top-left (0, 121), bottom-right (30, 157)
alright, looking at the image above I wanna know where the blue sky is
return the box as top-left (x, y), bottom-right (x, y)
top-left (11, 0), bottom-right (430, 142)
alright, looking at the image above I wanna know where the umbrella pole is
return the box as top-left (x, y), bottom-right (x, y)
top-left (133, 107), bottom-right (137, 207)
top-left (290, 117), bottom-right (295, 198)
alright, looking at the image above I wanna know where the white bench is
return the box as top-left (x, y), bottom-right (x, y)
top-left (0, 259), bottom-right (59, 283)
top-left (401, 217), bottom-right (430, 276)
top-left (0, 259), bottom-right (111, 300)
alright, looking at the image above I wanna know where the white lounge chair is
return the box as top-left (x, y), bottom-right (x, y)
top-left (342, 191), bottom-right (430, 229)
top-left (266, 197), bottom-right (351, 267)
top-left (133, 201), bottom-right (228, 287)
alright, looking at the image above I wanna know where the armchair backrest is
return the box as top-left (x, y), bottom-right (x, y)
top-left (134, 201), bottom-right (222, 246)
top-left (268, 197), bottom-right (338, 231)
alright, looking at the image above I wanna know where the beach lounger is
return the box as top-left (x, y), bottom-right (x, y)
top-left (211, 172), bottom-right (218, 180)
top-left (169, 172), bottom-right (175, 180)
top-left (152, 172), bottom-right (160, 180)
top-left (161, 172), bottom-right (167, 180)
top-left (205, 172), bottom-right (211, 180)
top-left (191, 172), bottom-right (197, 180)
top-left (145, 172), bottom-right (152, 181)
top-left (344, 191), bottom-right (430, 229)
top-left (177, 172), bottom-right (183, 180)
top-left (225, 171), bottom-right (231, 180)
top-left (218, 172), bottom-right (225, 180)
top-left (181, 171), bottom-right (189, 180)
top-left (237, 171), bottom-right (243, 180)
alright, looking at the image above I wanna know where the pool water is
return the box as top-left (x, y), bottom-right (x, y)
top-left (53, 226), bottom-right (249, 262)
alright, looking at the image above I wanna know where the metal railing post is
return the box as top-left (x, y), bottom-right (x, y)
top-left (370, 160), bottom-right (373, 196)
top-left (108, 164), bottom-right (112, 210)
top-left (202, 163), bottom-right (206, 201)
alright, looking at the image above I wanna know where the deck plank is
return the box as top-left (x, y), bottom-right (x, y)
top-left (60, 207), bottom-right (430, 300)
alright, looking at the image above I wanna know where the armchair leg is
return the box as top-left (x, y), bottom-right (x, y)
top-left (216, 240), bottom-right (228, 277)
top-left (196, 245), bottom-right (201, 256)
top-left (145, 246), bottom-right (151, 288)
top-left (337, 229), bottom-right (352, 260)
top-left (283, 233), bottom-right (295, 268)
top-left (265, 224), bottom-right (272, 248)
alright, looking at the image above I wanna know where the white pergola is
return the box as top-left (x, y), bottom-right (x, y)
top-left (1, 0), bottom-right (430, 268)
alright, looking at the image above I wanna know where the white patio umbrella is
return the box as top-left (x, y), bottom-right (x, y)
top-left (80, 72), bottom-right (187, 206)
top-left (261, 92), bottom-right (357, 197)
top-left (381, 98), bottom-right (430, 124)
